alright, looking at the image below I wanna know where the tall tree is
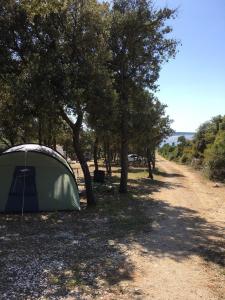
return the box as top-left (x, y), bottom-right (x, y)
top-left (110, 0), bottom-right (177, 192)
top-left (130, 90), bottom-right (173, 178)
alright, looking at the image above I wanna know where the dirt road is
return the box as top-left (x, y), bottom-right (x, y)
top-left (130, 156), bottom-right (225, 300)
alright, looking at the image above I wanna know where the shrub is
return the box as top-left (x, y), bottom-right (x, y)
top-left (204, 131), bottom-right (225, 181)
top-left (180, 154), bottom-right (190, 164)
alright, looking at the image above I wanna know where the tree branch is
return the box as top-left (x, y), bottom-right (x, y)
top-left (60, 106), bottom-right (83, 131)
top-left (60, 107), bottom-right (75, 129)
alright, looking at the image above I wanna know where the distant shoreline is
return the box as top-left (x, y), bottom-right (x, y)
top-left (174, 132), bottom-right (195, 135)
top-left (162, 132), bottom-right (195, 146)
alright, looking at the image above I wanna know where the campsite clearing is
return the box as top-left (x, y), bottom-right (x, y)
top-left (0, 156), bottom-right (224, 299)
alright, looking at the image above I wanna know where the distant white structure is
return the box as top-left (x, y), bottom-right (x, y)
top-left (56, 144), bottom-right (66, 157)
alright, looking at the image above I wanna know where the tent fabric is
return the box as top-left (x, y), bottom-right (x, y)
top-left (0, 144), bottom-right (80, 213)
top-left (4, 144), bottom-right (73, 174)
top-left (5, 166), bottom-right (39, 213)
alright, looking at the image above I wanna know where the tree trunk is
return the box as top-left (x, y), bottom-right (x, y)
top-left (53, 136), bottom-right (57, 151)
top-left (93, 137), bottom-right (99, 172)
top-left (147, 148), bottom-right (154, 180)
top-left (104, 142), bottom-right (109, 174)
top-left (47, 119), bottom-right (52, 147)
top-left (73, 129), bottom-right (96, 206)
top-left (38, 119), bottom-right (43, 145)
top-left (147, 159), bottom-right (153, 179)
top-left (98, 148), bottom-right (101, 160)
top-left (119, 100), bottom-right (129, 193)
top-left (60, 108), bottom-right (96, 206)
top-left (151, 150), bottom-right (156, 170)
top-left (112, 151), bottom-right (117, 163)
top-left (106, 141), bottom-right (112, 176)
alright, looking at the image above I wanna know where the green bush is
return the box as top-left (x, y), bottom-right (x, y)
top-left (159, 117), bottom-right (225, 182)
top-left (204, 131), bottom-right (225, 181)
top-left (159, 143), bottom-right (178, 161)
top-left (179, 146), bottom-right (193, 164)
top-left (180, 154), bottom-right (190, 164)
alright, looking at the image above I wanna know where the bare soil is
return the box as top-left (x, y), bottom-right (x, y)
top-left (0, 156), bottom-right (224, 299)
top-left (128, 156), bottom-right (225, 300)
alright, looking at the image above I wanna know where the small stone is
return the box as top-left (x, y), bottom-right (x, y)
top-left (133, 288), bottom-right (142, 295)
top-left (213, 183), bottom-right (220, 188)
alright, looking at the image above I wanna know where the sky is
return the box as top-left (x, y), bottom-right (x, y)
top-left (155, 0), bottom-right (225, 132)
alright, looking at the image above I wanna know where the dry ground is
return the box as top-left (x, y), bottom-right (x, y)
top-left (128, 156), bottom-right (225, 300)
top-left (0, 156), bottom-right (224, 299)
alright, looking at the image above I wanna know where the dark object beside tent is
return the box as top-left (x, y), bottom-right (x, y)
top-left (93, 170), bottom-right (105, 183)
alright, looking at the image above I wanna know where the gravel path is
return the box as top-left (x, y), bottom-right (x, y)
top-left (128, 156), bottom-right (225, 300)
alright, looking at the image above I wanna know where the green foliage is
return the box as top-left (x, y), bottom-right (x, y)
top-left (0, 0), bottom-right (177, 199)
top-left (159, 143), bottom-right (177, 161)
top-left (204, 129), bottom-right (225, 181)
top-left (180, 147), bottom-right (193, 164)
top-left (129, 90), bottom-right (173, 156)
top-left (159, 136), bottom-right (192, 162)
top-left (109, 0), bottom-right (178, 190)
top-left (159, 115), bottom-right (225, 182)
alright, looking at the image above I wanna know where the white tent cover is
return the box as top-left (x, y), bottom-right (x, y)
top-left (4, 144), bottom-right (73, 174)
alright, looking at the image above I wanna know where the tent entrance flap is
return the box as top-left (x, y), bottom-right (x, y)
top-left (5, 166), bottom-right (39, 212)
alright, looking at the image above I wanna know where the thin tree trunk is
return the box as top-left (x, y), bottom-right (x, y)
top-left (98, 148), bottom-right (101, 160)
top-left (106, 141), bottom-right (112, 176)
top-left (147, 148), bottom-right (154, 180)
top-left (119, 64), bottom-right (129, 193)
top-left (147, 159), bottom-right (153, 179)
top-left (93, 136), bottom-right (99, 172)
top-left (53, 136), bottom-right (56, 151)
top-left (110, 149), bottom-right (113, 164)
top-left (61, 108), bottom-right (96, 206)
top-left (151, 150), bottom-right (156, 170)
top-left (38, 119), bottom-right (43, 145)
top-left (48, 119), bottom-right (52, 147)
top-left (104, 142), bottom-right (109, 174)
top-left (73, 130), bottom-right (96, 206)
top-left (112, 151), bottom-right (117, 163)
top-left (119, 102), bottom-right (128, 193)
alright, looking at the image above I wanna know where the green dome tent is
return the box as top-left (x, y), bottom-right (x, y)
top-left (0, 144), bottom-right (80, 213)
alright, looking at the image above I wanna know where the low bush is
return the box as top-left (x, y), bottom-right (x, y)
top-left (159, 116), bottom-right (225, 182)
top-left (204, 131), bottom-right (225, 181)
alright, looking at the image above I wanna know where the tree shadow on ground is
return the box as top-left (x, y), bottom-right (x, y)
top-left (132, 198), bottom-right (225, 266)
top-left (153, 168), bottom-right (185, 178)
top-left (128, 177), bottom-right (184, 195)
top-left (0, 174), bottom-right (224, 299)
top-left (127, 179), bottom-right (225, 269)
top-left (111, 167), bottom-right (147, 174)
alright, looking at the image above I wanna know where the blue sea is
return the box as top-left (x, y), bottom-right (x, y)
top-left (162, 132), bottom-right (195, 146)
